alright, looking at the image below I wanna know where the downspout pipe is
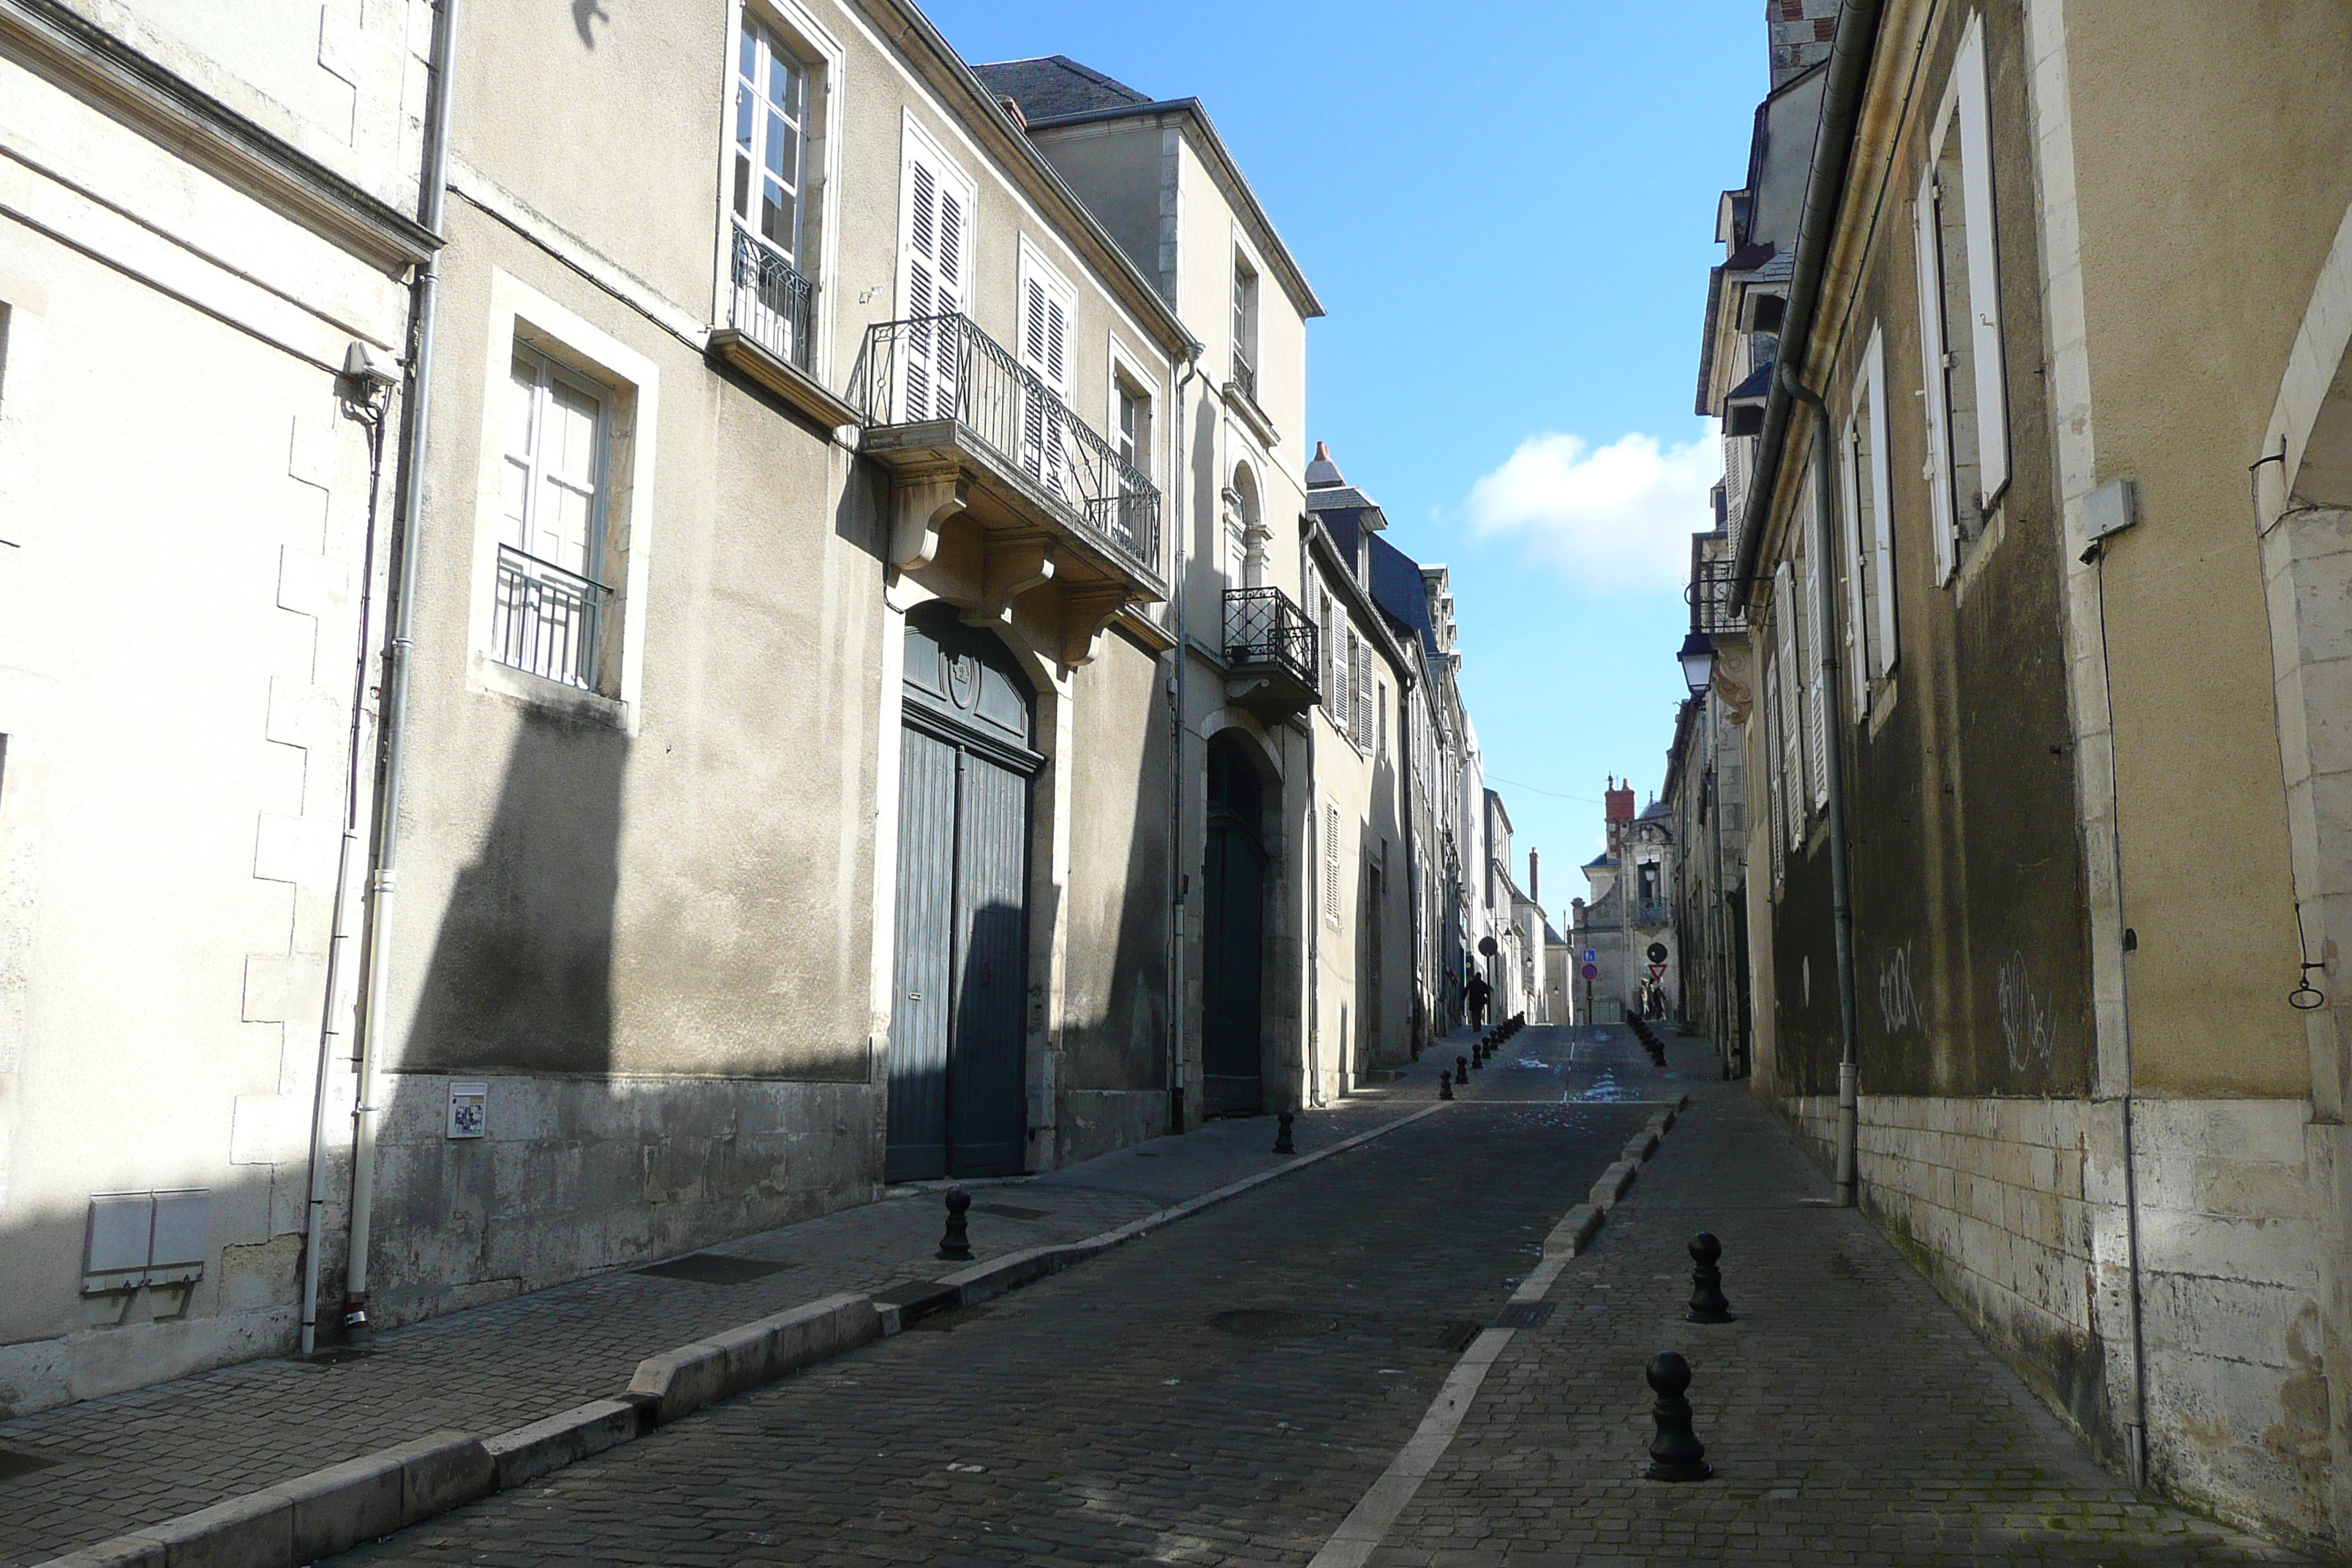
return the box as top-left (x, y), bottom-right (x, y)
top-left (342, 0), bottom-right (461, 1339)
top-left (1166, 345), bottom-right (1200, 1134)
top-left (1730, 0), bottom-right (1889, 608)
top-left (1780, 363), bottom-right (1863, 1207)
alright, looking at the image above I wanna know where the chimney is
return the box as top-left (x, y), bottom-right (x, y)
top-left (1605, 776), bottom-right (1636, 825)
top-left (1768, 0), bottom-right (1840, 90)
top-left (996, 94), bottom-right (1028, 132)
top-left (1305, 440), bottom-right (1344, 490)
top-left (1529, 849), bottom-right (1539, 906)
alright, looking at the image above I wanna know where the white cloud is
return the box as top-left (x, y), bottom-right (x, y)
top-left (1460, 429), bottom-right (1720, 592)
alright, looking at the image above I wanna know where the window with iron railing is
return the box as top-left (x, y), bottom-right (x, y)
top-left (1223, 585), bottom-right (1317, 693)
top-left (1232, 253), bottom-right (1259, 404)
top-left (727, 17), bottom-right (819, 371)
top-left (494, 347), bottom-right (613, 690)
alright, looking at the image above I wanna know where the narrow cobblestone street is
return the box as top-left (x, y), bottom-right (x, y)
top-left (258, 1026), bottom-right (2297, 1568)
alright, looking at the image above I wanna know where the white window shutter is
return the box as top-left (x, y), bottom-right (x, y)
top-left (1802, 508), bottom-right (1829, 810)
top-left (1775, 560), bottom-right (1803, 846)
top-left (1838, 414), bottom-right (1869, 721)
top-left (1913, 168), bottom-right (1957, 585)
top-left (1956, 18), bottom-right (2008, 508)
top-left (1866, 328), bottom-right (1898, 676)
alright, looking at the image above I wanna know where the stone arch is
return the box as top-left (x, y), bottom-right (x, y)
top-left (1225, 460), bottom-right (1267, 587)
top-left (2258, 193), bottom-right (2352, 1126)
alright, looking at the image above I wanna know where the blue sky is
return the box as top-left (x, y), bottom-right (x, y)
top-left (924, 0), bottom-right (1763, 919)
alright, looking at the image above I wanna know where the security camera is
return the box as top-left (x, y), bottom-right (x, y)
top-left (342, 340), bottom-right (401, 392)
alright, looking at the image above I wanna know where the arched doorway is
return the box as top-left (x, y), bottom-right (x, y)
top-left (1202, 734), bottom-right (1267, 1116)
top-left (886, 606), bottom-right (1038, 1181)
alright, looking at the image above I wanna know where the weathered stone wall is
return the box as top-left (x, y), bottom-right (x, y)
top-left (1781, 1090), bottom-right (2336, 1550)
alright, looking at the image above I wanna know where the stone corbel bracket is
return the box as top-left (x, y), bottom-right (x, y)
top-left (962, 533), bottom-right (1055, 626)
top-left (889, 465), bottom-right (968, 575)
top-left (1057, 586), bottom-right (1135, 672)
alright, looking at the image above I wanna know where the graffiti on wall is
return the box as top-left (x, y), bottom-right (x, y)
top-left (1997, 951), bottom-right (2054, 1073)
top-left (1876, 941), bottom-right (1921, 1037)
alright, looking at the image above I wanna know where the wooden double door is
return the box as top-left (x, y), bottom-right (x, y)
top-left (886, 609), bottom-right (1038, 1183)
top-left (1201, 737), bottom-right (1267, 1117)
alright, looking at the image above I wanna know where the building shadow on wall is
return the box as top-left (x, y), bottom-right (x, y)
top-left (403, 702), bottom-right (627, 1074)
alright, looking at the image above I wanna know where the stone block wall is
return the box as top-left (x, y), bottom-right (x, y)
top-left (1778, 1090), bottom-right (2337, 1551)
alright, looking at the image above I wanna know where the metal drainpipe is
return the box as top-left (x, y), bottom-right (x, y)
top-left (1166, 347), bottom-right (1199, 1133)
top-left (1779, 361), bottom-right (1863, 1206)
top-left (298, 380), bottom-right (392, 1357)
top-left (342, 0), bottom-right (461, 1340)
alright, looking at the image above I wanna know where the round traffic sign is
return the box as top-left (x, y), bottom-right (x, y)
top-left (1646, 941), bottom-right (1668, 964)
top-left (1580, 962), bottom-right (1599, 980)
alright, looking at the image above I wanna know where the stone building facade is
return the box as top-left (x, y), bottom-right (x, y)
top-left (1714, 0), bottom-right (2352, 1549)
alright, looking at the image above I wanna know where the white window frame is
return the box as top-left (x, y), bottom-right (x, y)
top-left (895, 113), bottom-right (977, 422)
top-left (714, 0), bottom-right (843, 376)
top-left (1231, 244), bottom-right (1261, 393)
top-left (1016, 237), bottom-right (1079, 497)
top-left (1913, 12), bottom-right (2008, 584)
top-left (467, 269), bottom-right (660, 733)
top-left (1774, 559), bottom-right (1804, 848)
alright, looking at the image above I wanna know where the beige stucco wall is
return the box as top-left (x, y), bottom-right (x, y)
top-left (2059, 0), bottom-right (2352, 1099)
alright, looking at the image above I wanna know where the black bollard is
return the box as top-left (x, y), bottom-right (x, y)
top-left (1644, 1352), bottom-right (1711, 1481)
top-left (1273, 1109), bottom-right (1296, 1156)
top-left (1687, 1232), bottom-right (1735, 1323)
top-left (1456, 1055), bottom-right (1469, 1085)
top-left (937, 1188), bottom-right (973, 1262)
top-left (1439, 1069), bottom-right (1454, 1101)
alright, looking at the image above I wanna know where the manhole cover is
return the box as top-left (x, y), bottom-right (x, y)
top-left (1209, 1308), bottom-right (1340, 1340)
top-left (0, 1446), bottom-right (61, 1482)
top-left (974, 1203), bottom-right (1047, 1221)
top-left (634, 1254), bottom-right (791, 1285)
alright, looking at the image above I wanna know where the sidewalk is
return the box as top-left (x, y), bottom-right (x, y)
top-left (0, 1055), bottom-right (1459, 1567)
top-left (1362, 1029), bottom-right (2314, 1567)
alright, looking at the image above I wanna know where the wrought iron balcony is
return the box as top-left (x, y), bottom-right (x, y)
top-left (1688, 554), bottom-right (1746, 637)
top-left (492, 543), bottom-right (608, 690)
top-left (1632, 897), bottom-right (1671, 930)
top-left (851, 314), bottom-right (1171, 634)
top-left (728, 227), bottom-right (814, 372)
top-left (1223, 585), bottom-right (1319, 716)
top-left (1230, 350), bottom-right (1258, 407)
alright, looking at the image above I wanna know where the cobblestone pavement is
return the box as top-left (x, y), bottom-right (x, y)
top-left (325, 1026), bottom-right (1654, 1567)
top-left (1368, 1033), bottom-right (2313, 1567)
top-left (0, 1062), bottom-right (1466, 1567)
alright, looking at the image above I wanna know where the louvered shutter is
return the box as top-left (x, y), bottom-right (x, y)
top-left (1352, 633), bottom-right (1369, 750)
top-left (1838, 413), bottom-right (1869, 721)
top-left (1324, 801), bottom-right (1342, 923)
top-left (902, 155), bottom-right (965, 423)
top-left (1866, 331), bottom-right (1897, 676)
top-left (1914, 165), bottom-right (1958, 585)
top-left (1333, 617), bottom-right (1351, 738)
top-left (1955, 19), bottom-right (2008, 508)
top-left (1019, 274), bottom-right (1071, 496)
top-left (1775, 560), bottom-right (1803, 846)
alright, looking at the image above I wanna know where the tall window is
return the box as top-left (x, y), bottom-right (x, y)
top-left (1914, 13), bottom-right (2008, 583)
top-left (1226, 464), bottom-right (1259, 587)
top-left (1019, 269), bottom-right (1073, 494)
top-left (1841, 326), bottom-right (1897, 717)
top-left (734, 20), bottom-right (807, 267)
top-left (495, 346), bottom-right (609, 689)
top-left (900, 144), bottom-right (968, 422)
top-left (1324, 799), bottom-right (1343, 925)
top-left (1773, 559), bottom-right (1804, 849)
top-left (1231, 253), bottom-right (1260, 402)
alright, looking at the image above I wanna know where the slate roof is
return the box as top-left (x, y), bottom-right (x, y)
top-left (970, 57), bottom-right (1150, 121)
top-left (1640, 799), bottom-right (1671, 821)
top-left (1367, 533), bottom-right (1439, 657)
top-left (1727, 359), bottom-right (1776, 404)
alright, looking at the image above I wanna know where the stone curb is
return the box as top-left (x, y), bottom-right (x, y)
top-left (30, 1101), bottom-right (1447, 1568)
top-left (1578, 1093), bottom-right (1691, 1251)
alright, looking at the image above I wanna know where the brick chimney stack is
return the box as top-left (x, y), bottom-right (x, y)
top-left (1768, 0), bottom-right (1840, 90)
top-left (1529, 849), bottom-right (1539, 906)
top-left (1605, 777), bottom-right (1636, 826)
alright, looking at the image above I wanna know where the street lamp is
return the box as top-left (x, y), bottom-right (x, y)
top-left (1678, 630), bottom-right (1716, 696)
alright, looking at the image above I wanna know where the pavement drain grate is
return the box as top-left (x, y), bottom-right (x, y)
top-left (1493, 1302), bottom-right (1555, 1329)
top-left (0, 1447), bottom-right (61, 1482)
top-left (973, 1203), bottom-right (1049, 1221)
top-left (633, 1254), bottom-right (793, 1285)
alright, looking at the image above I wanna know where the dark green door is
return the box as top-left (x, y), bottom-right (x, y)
top-left (1201, 738), bottom-right (1265, 1117)
top-left (886, 607), bottom-right (1038, 1182)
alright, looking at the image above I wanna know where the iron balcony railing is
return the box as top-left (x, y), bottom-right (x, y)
top-left (1632, 897), bottom-right (1671, 929)
top-left (1231, 350), bottom-right (1259, 407)
top-left (728, 227), bottom-right (816, 373)
top-left (1687, 554), bottom-right (1746, 637)
top-left (492, 543), bottom-right (610, 690)
top-left (850, 313), bottom-right (1163, 583)
top-left (1224, 585), bottom-right (1318, 693)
